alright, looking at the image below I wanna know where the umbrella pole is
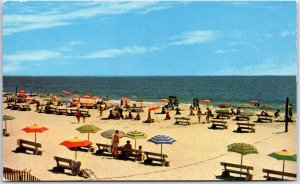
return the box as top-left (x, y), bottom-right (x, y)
top-left (240, 155), bottom-right (243, 177)
top-left (35, 132), bottom-right (37, 143)
top-left (75, 147), bottom-right (77, 160)
top-left (88, 133), bottom-right (90, 141)
top-left (161, 144), bottom-right (163, 159)
top-left (282, 160), bottom-right (285, 180)
top-left (5, 120), bottom-right (7, 132)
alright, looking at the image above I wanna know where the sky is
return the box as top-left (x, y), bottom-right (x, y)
top-left (2, 1), bottom-right (297, 76)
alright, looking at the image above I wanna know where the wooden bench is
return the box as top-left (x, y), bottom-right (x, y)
top-left (220, 162), bottom-right (254, 180)
top-left (256, 115), bottom-right (273, 123)
top-left (11, 104), bottom-right (20, 110)
top-left (56, 108), bottom-right (68, 115)
top-left (144, 151), bottom-right (169, 166)
top-left (6, 103), bottom-right (14, 109)
top-left (80, 110), bottom-right (91, 117)
top-left (95, 143), bottom-right (138, 160)
top-left (211, 120), bottom-right (228, 129)
top-left (18, 105), bottom-right (31, 111)
top-left (236, 122), bottom-right (255, 133)
top-left (53, 156), bottom-right (81, 176)
top-left (235, 115), bottom-right (250, 121)
top-left (262, 168), bottom-right (297, 181)
top-left (216, 113), bottom-right (230, 119)
top-left (15, 139), bottom-right (42, 155)
top-left (174, 117), bottom-right (190, 125)
top-left (68, 109), bottom-right (77, 116)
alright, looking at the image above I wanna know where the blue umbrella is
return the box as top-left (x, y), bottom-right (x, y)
top-left (148, 135), bottom-right (176, 157)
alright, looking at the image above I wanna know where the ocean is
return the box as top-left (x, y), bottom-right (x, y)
top-left (2, 76), bottom-right (296, 110)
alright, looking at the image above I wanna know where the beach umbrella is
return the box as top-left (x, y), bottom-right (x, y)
top-left (202, 99), bottom-right (212, 106)
top-left (3, 115), bottom-right (15, 134)
top-left (18, 90), bottom-right (26, 93)
top-left (227, 143), bottom-right (258, 166)
top-left (120, 97), bottom-right (129, 102)
top-left (148, 135), bottom-right (176, 158)
top-left (148, 105), bottom-right (161, 111)
top-left (137, 99), bottom-right (146, 107)
top-left (260, 104), bottom-right (273, 112)
top-left (60, 137), bottom-right (92, 160)
top-left (248, 100), bottom-right (259, 104)
top-left (126, 130), bottom-right (147, 151)
top-left (92, 96), bottom-right (100, 100)
top-left (72, 94), bottom-right (79, 99)
top-left (101, 129), bottom-right (126, 139)
top-left (76, 124), bottom-right (101, 141)
top-left (160, 99), bottom-right (169, 103)
top-left (82, 95), bottom-right (91, 99)
top-left (61, 90), bottom-right (72, 96)
top-left (22, 124), bottom-right (48, 143)
top-left (238, 103), bottom-right (253, 112)
top-left (218, 103), bottom-right (231, 109)
top-left (268, 149), bottom-right (297, 179)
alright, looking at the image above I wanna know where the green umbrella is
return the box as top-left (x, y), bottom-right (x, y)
top-left (238, 103), bottom-right (253, 112)
top-left (268, 149), bottom-right (297, 179)
top-left (126, 130), bottom-right (147, 151)
top-left (228, 143), bottom-right (259, 166)
top-left (260, 104), bottom-right (273, 112)
top-left (101, 129), bottom-right (126, 139)
top-left (3, 115), bottom-right (15, 134)
top-left (76, 124), bottom-right (101, 141)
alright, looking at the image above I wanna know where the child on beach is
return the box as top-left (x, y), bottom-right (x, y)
top-left (189, 105), bottom-right (195, 116)
top-left (205, 108), bottom-right (212, 123)
top-left (175, 107), bottom-right (181, 115)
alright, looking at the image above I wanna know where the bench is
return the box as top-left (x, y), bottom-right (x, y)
top-left (216, 113), bottom-right (230, 119)
top-left (256, 115), bottom-right (273, 123)
top-left (95, 143), bottom-right (138, 160)
top-left (235, 115), bottom-right (250, 121)
top-left (103, 104), bottom-right (115, 110)
top-left (56, 108), bottom-right (68, 115)
top-left (6, 103), bottom-right (14, 109)
top-left (144, 151), bottom-right (169, 166)
top-left (174, 117), bottom-right (190, 125)
top-left (80, 110), bottom-right (91, 117)
top-left (15, 139), bottom-right (42, 155)
top-left (220, 162), bottom-right (254, 180)
top-left (53, 156), bottom-right (81, 176)
top-left (68, 109), bottom-right (77, 116)
top-left (11, 104), bottom-right (20, 110)
top-left (211, 120), bottom-right (228, 129)
top-left (262, 168), bottom-right (297, 181)
top-left (18, 105), bottom-right (31, 111)
top-left (236, 122), bottom-right (255, 133)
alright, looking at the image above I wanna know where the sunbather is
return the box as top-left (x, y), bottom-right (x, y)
top-left (189, 105), bottom-right (195, 116)
top-left (134, 113), bottom-right (141, 120)
top-left (175, 107), bottom-right (181, 115)
top-left (125, 111), bottom-right (133, 120)
top-left (230, 108), bottom-right (236, 116)
top-left (120, 140), bottom-right (132, 159)
top-left (236, 107), bottom-right (241, 115)
top-left (165, 111), bottom-right (171, 120)
top-left (197, 109), bottom-right (202, 123)
top-left (274, 109), bottom-right (280, 118)
top-left (112, 130), bottom-right (120, 158)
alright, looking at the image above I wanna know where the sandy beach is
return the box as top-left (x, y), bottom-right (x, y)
top-left (2, 100), bottom-right (297, 181)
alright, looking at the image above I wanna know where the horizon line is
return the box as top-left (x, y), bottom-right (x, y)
top-left (2, 75), bottom-right (297, 77)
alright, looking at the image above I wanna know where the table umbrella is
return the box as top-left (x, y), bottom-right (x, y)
top-left (22, 124), bottom-right (48, 143)
top-left (120, 97), bottom-right (129, 102)
top-left (238, 103), bottom-right (253, 112)
top-left (76, 124), bottom-right (101, 141)
top-left (3, 115), bottom-right (15, 134)
top-left (61, 90), bottom-right (72, 95)
top-left (148, 135), bottom-right (176, 158)
top-left (126, 130), bottom-right (147, 151)
top-left (227, 143), bottom-right (258, 166)
top-left (202, 99), bottom-right (212, 107)
top-left (160, 99), bottom-right (169, 103)
top-left (218, 103), bottom-right (231, 109)
top-left (268, 149), bottom-right (297, 179)
top-left (136, 99), bottom-right (146, 107)
top-left (60, 137), bottom-right (92, 160)
top-left (82, 95), bottom-right (91, 99)
top-left (101, 129), bottom-right (126, 139)
top-left (260, 104), bottom-right (273, 112)
top-left (148, 106), bottom-right (161, 111)
top-left (92, 96), bottom-right (100, 100)
top-left (72, 94), bottom-right (79, 99)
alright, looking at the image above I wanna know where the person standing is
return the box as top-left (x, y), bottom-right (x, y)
top-left (76, 109), bottom-right (81, 123)
top-left (197, 108), bottom-right (202, 124)
top-left (206, 107), bottom-right (212, 123)
top-left (112, 130), bottom-right (120, 158)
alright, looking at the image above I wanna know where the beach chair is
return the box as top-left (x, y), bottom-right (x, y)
top-left (79, 169), bottom-right (98, 180)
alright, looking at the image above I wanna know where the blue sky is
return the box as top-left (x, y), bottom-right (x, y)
top-left (3, 1), bottom-right (296, 76)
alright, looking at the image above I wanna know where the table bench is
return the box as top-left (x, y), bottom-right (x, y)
top-left (235, 115), bottom-right (250, 121)
top-left (80, 110), bottom-right (91, 117)
top-left (53, 156), bottom-right (81, 176)
top-left (220, 162), bottom-right (253, 181)
top-left (236, 122), bottom-right (255, 133)
top-left (125, 107), bottom-right (144, 113)
top-left (144, 151), bottom-right (169, 166)
top-left (256, 115), bottom-right (273, 123)
top-left (11, 104), bottom-right (20, 110)
top-left (174, 117), bottom-right (191, 125)
top-left (95, 143), bottom-right (138, 160)
top-left (262, 168), bottom-right (297, 181)
top-left (15, 139), bottom-right (42, 155)
top-left (211, 120), bottom-right (228, 129)
top-left (18, 105), bottom-right (31, 111)
top-left (216, 113), bottom-right (230, 119)
top-left (56, 108), bottom-right (68, 115)
top-left (6, 103), bottom-right (14, 109)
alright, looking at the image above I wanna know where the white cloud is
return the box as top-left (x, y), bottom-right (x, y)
top-left (215, 49), bottom-right (236, 54)
top-left (4, 2), bottom-right (157, 35)
top-left (169, 30), bottom-right (220, 45)
top-left (4, 50), bottom-right (61, 62)
top-left (83, 46), bottom-right (158, 59)
top-left (139, 6), bottom-right (171, 14)
top-left (280, 31), bottom-right (296, 38)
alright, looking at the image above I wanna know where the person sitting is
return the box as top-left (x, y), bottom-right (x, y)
top-left (264, 111), bottom-right (269, 116)
top-left (137, 145), bottom-right (144, 161)
top-left (143, 110), bottom-right (154, 123)
top-left (175, 107), bottom-right (181, 115)
top-left (134, 113), bottom-right (141, 120)
top-left (107, 110), bottom-right (114, 119)
top-left (120, 140), bottom-right (132, 159)
top-left (189, 105), bottom-right (195, 116)
top-left (274, 109), bottom-right (280, 118)
top-left (45, 104), bottom-right (52, 114)
top-left (261, 111), bottom-right (266, 116)
top-left (161, 107), bottom-right (166, 114)
top-left (230, 108), bottom-right (236, 116)
top-left (165, 111), bottom-right (171, 120)
top-left (125, 111), bottom-right (133, 120)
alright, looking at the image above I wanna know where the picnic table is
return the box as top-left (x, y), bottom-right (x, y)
top-left (6, 103), bottom-right (14, 109)
top-left (256, 114), bottom-right (273, 123)
top-left (215, 110), bottom-right (230, 119)
top-left (262, 168), bottom-right (297, 181)
top-left (236, 122), bottom-right (255, 133)
top-left (211, 120), bottom-right (228, 130)
top-left (56, 108), bottom-right (68, 115)
top-left (174, 117), bottom-right (190, 125)
top-left (125, 106), bottom-right (144, 112)
top-left (220, 162), bottom-right (253, 180)
top-left (235, 112), bottom-right (253, 121)
top-left (19, 104), bottom-right (31, 111)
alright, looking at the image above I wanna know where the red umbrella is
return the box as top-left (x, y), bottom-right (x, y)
top-left (160, 99), bottom-right (169, 103)
top-left (60, 137), bottom-right (92, 160)
top-left (248, 100), bottom-right (259, 104)
top-left (19, 90), bottom-right (26, 93)
top-left (92, 96), bottom-right (100, 100)
top-left (22, 124), bottom-right (48, 143)
top-left (120, 97), bottom-right (129, 101)
top-left (82, 95), bottom-right (91, 99)
top-left (72, 94), bottom-right (79, 99)
top-left (202, 99), bottom-right (212, 104)
top-left (148, 105), bottom-right (161, 111)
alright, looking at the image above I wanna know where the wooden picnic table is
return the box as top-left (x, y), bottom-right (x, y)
top-left (215, 110), bottom-right (230, 119)
top-left (256, 114), bottom-right (273, 123)
top-left (174, 117), bottom-right (190, 125)
top-left (236, 122), bottom-right (255, 133)
top-left (235, 112), bottom-right (253, 121)
top-left (19, 104), bottom-right (31, 111)
top-left (211, 120), bottom-right (228, 130)
top-left (56, 108), bottom-right (68, 115)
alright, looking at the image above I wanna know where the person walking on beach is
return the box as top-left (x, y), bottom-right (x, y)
top-left (189, 105), bottom-right (195, 116)
top-left (112, 130), bottom-right (120, 158)
top-left (99, 105), bottom-right (103, 117)
top-left (35, 101), bottom-right (40, 112)
top-left (197, 108), bottom-right (202, 123)
top-left (76, 109), bottom-right (81, 123)
top-left (82, 114), bottom-right (86, 123)
top-left (165, 110), bottom-right (171, 120)
top-left (206, 107), bottom-right (212, 123)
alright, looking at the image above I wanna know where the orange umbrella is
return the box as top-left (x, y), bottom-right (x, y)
top-left (248, 100), bottom-right (259, 104)
top-left (120, 97), bottom-right (129, 101)
top-left (72, 94), bottom-right (79, 98)
top-left (82, 95), bottom-right (91, 99)
top-left (92, 96), bottom-right (100, 100)
top-left (22, 124), bottom-right (48, 143)
top-left (72, 101), bottom-right (81, 106)
top-left (19, 90), bottom-right (26, 93)
top-left (202, 99), bottom-right (212, 104)
top-left (148, 105), bottom-right (161, 111)
top-left (60, 137), bottom-right (92, 160)
top-left (160, 99), bottom-right (169, 103)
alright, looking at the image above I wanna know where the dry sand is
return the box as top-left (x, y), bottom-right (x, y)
top-left (2, 101), bottom-right (297, 181)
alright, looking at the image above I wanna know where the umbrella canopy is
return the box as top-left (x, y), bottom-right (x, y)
top-left (92, 96), bottom-right (100, 100)
top-left (62, 90), bottom-right (72, 95)
top-left (101, 129), bottom-right (126, 139)
top-left (268, 149), bottom-right (297, 179)
top-left (60, 137), bottom-right (92, 160)
top-left (260, 104), bottom-right (273, 112)
top-left (218, 103), bottom-right (231, 109)
top-left (160, 99), bottom-right (169, 103)
top-left (136, 99), bottom-right (146, 107)
top-left (148, 135), bottom-right (176, 157)
top-left (248, 100), bottom-right (259, 104)
top-left (120, 97), bottom-right (129, 101)
top-left (76, 124), bottom-right (101, 141)
top-left (227, 143), bottom-right (258, 165)
top-left (82, 95), bottom-right (91, 99)
top-left (3, 115), bottom-right (15, 133)
top-left (72, 94), bottom-right (79, 99)
top-left (238, 103), bottom-right (252, 110)
top-left (148, 105), bottom-right (161, 111)
top-left (126, 130), bottom-right (147, 150)
top-left (22, 124), bottom-right (48, 143)
top-left (202, 99), bottom-right (212, 104)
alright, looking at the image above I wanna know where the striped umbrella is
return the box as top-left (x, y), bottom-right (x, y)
top-left (238, 103), bottom-right (253, 112)
top-left (260, 104), bottom-right (273, 112)
top-left (148, 135), bottom-right (176, 158)
top-left (228, 143), bottom-right (258, 166)
top-left (126, 130), bottom-right (147, 151)
top-left (268, 149), bottom-right (297, 179)
top-left (101, 129), bottom-right (126, 139)
top-left (218, 103), bottom-right (231, 109)
top-left (76, 124), bottom-right (101, 141)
